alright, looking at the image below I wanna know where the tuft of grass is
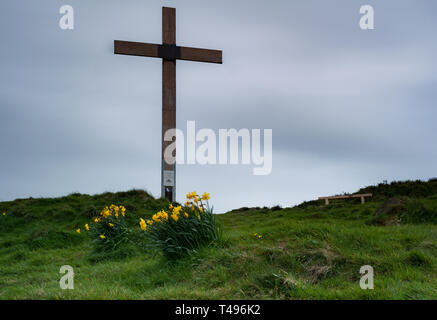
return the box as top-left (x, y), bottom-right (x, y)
top-left (25, 230), bottom-right (84, 250)
top-left (405, 250), bottom-right (432, 268)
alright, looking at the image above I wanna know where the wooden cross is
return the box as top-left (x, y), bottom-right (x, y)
top-left (114, 7), bottom-right (222, 202)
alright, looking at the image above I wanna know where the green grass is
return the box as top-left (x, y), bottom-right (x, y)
top-left (0, 188), bottom-right (436, 299)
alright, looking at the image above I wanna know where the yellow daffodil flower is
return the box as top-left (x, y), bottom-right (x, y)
top-left (172, 206), bottom-right (182, 215)
top-left (160, 210), bottom-right (169, 221)
top-left (76, 229), bottom-right (80, 234)
top-left (85, 224), bottom-right (90, 231)
top-left (186, 191), bottom-right (197, 200)
top-left (202, 192), bottom-right (210, 200)
top-left (139, 218), bottom-right (147, 231)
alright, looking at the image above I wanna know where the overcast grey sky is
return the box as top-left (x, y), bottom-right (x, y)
top-left (1, 0), bottom-right (436, 212)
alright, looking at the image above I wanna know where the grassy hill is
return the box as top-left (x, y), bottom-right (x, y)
top-left (0, 182), bottom-right (436, 299)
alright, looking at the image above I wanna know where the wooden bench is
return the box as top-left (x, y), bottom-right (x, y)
top-left (318, 194), bottom-right (372, 205)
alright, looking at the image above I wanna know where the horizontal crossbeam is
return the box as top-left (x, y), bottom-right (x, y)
top-left (114, 40), bottom-right (222, 64)
top-left (114, 41), bottom-right (159, 58)
top-left (179, 46), bottom-right (222, 64)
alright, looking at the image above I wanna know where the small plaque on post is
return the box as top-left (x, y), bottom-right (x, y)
top-left (163, 170), bottom-right (175, 187)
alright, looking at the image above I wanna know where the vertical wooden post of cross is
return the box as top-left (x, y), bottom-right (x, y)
top-left (114, 7), bottom-right (222, 203)
top-left (161, 7), bottom-right (176, 202)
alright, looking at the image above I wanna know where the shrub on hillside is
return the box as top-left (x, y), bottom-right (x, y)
top-left (139, 192), bottom-right (220, 260)
top-left (368, 198), bottom-right (437, 226)
top-left (400, 199), bottom-right (437, 224)
top-left (367, 198), bottom-right (404, 226)
top-left (358, 179), bottom-right (437, 200)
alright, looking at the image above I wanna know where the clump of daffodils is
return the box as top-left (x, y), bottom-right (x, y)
top-left (139, 192), bottom-right (219, 260)
top-left (81, 204), bottom-right (130, 255)
top-left (253, 233), bottom-right (263, 239)
top-left (100, 204), bottom-right (126, 219)
top-left (139, 192), bottom-right (210, 231)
